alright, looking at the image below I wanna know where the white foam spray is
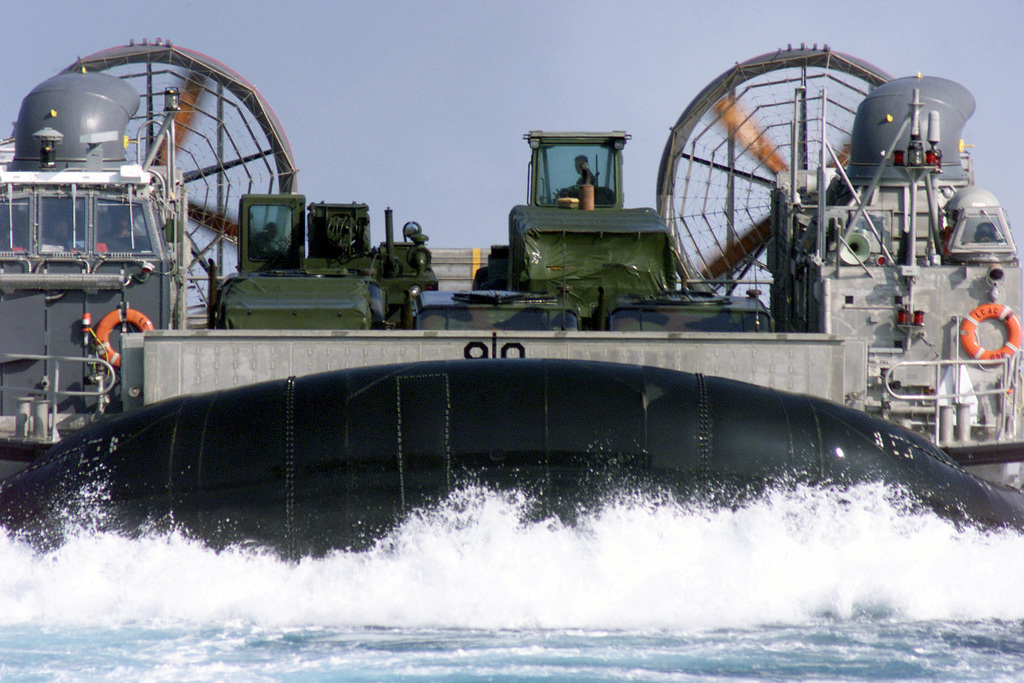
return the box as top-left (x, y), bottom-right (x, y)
top-left (1, 483), bottom-right (1022, 631)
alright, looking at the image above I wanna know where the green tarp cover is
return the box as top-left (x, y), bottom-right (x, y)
top-left (221, 273), bottom-right (375, 329)
top-left (508, 205), bottom-right (676, 316)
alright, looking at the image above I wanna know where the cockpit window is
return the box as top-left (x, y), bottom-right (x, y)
top-left (0, 197), bottom-right (29, 251)
top-left (964, 218), bottom-right (1005, 244)
top-left (39, 196), bottom-right (86, 253)
top-left (0, 193), bottom-right (156, 256)
top-left (950, 209), bottom-right (1012, 248)
top-left (96, 199), bottom-right (153, 253)
top-left (945, 206), bottom-right (1015, 263)
top-left (534, 144), bottom-right (618, 207)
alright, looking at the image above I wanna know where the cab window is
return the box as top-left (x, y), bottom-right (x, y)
top-left (0, 198), bottom-right (30, 251)
top-left (96, 200), bottom-right (154, 253)
top-left (534, 144), bottom-right (617, 207)
top-left (945, 206), bottom-right (1014, 262)
top-left (960, 216), bottom-right (1006, 245)
top-left (248, 204), bottom-right (295, 262)
top-left (39, 196), bottom-right (85, 253)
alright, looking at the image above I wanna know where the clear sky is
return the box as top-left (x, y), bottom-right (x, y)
top-left (2, 0), bottom-right (1022, 248)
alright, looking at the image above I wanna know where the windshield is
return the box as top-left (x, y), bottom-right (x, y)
top-left (248, 203), bottom-right (296, 262)
top-left (96, 199), bottom-right (153, 253)
top-left (944, 207), bottom-right (1015, 262)
top-left (955, 211), bottom-right (1009, 246)
top-left (0, 192), bottom-right (156, 255)
top-left (534, 143), bottom-right (617, 207)
top-left (38, 195), bottom-right (87, 252)
top-left (0, 197), bottom-right (30, 251)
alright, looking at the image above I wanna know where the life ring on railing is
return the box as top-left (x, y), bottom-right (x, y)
top-left (94, 308), bottom-right (155, 368)
top-left (959, 304), bottom-right (1023, 360)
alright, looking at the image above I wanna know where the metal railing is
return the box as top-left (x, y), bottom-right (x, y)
top-left (0, 353), bottom-right (116, 442)
top-left (884, 355), bottom-right (1020, 446)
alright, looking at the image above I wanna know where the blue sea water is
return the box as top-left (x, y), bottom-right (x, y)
top-left (2, 484), bottom-right (1024, 681)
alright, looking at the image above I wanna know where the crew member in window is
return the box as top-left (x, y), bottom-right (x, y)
top-left (251, 221), bottom-right (288, 260)
top-left (973, 222), bottom-right (1003, 244)
top-left (41, 218), bottom-right (75, 253)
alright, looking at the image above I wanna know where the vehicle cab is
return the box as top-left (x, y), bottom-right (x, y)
top-left (526, 131), bottom-right (628, 209)
top-left (506, 131), bottom-right (680, 324)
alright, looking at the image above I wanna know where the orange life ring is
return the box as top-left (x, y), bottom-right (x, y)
top-left (959, 304), bottom-right (1023, 360)
top-left (94, 308), bottom-right (155, 368)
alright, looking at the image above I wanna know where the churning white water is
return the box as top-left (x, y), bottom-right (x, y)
top-left (2, 483), bottom-right (1024, 680)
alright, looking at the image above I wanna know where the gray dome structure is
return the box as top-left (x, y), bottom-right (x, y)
top-left (846, 75), bottom-right (975, 182)
top-left (10, 71), bottom-right (139, 171)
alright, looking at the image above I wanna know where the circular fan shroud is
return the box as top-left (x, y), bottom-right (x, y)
top-left (656, 48), bottom-right (890, 293)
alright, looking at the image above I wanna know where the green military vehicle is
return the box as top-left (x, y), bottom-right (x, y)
top-left (216, 131), bottom-right (769, 334)
top-left (214, 196), bottom-right (438, 329)
top-left (465, 131), bottom-right (768, 332)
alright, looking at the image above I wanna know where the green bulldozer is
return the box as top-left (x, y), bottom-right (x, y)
top-left (467, 131), bottom-right (767, 332)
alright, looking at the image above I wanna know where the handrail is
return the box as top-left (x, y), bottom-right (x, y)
top-left (885, 356), bottom-right (1017, 402)
top-left (884, 355), bottom-right (1021, 444)
top-left (0, 272), bottom-right (126, 291)
top-left (0, 353), bottom-right (116, 441)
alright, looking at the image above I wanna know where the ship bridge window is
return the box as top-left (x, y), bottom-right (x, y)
top-left (0, 197), bottom-right (30, 252)
top-left (534, 144), bottom-right (618, 207)
top-left (962, 217), bottom-right (1005, 244)
top-left (945, 207), bottom-right (1015, 262)
top-left (96, 199), bottom-right (153, 253)
top-left (0, 193), bottom-right (156, 256)
top-left (39, 195), bottom-right (86, 253)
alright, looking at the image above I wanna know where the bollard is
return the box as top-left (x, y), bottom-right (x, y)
top-left (956, 402), bottom-right (972, 443)
top-left (32, 398), bottom-right (49, 439)
top-left (15, 397), bottom-right (33, 438)
top-left (939, 404), bottom-right (954, 445)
